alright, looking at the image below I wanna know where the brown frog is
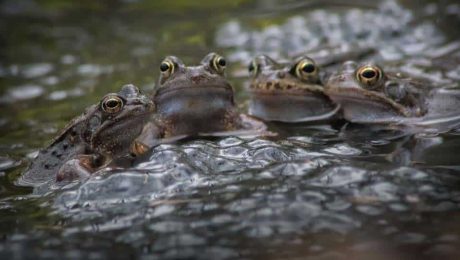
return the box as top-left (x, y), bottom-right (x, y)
top-left (18, 84), bottom-right (155, 186)
top-left (324, 61), bottom-right (460, 127)
top-left (144, 52), bottom-right (266, 142)
top-left (247, 55), bottom-right (340, 122)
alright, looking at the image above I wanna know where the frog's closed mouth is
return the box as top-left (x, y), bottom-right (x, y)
top-left (248, 91), bottom-right (341, 123)
top-left (155, 83), bottom-right (233, 101)
top-left (326, 86), bottom-right (411, 122)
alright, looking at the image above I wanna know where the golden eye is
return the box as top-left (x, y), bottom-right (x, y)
top-left (101, 95), bottom-right (124, 113)
top-left (295, 59), bottom-right (317, 80)
top-left (211, 55), bottom-right (226, 73)
top-left (356, 65), bottom-right (383, 89)
top-left (159, 59), bottom-right (175, 78)
top-left (248, 60), bottom-right (258, 77)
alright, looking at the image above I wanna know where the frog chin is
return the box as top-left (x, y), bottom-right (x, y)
top-left (249, 92), bottom-right (338, 122)
top-left (330, 95), bottom-right (408, 123)
top-left (155, 84), bottom-right (234, 116)
top-left (154, 84), bottom-right (238, 136)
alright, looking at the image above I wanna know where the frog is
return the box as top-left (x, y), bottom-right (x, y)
top-left (323, 61), bottom-right (460, 128)
top-left (146, 52), bottom-right (266, 141)
top-left (246, 55), bottom-right (341, 123)
top-left (18, 84), bottom-right (155, 186)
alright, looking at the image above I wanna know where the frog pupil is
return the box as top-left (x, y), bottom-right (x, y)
top-left (248, 63), bottom-right (254, 72)
top-left (106, 99), bottom-right (119, 109)
top-left (160, 62), bottom-right (170, 72)
top-left (218, 58), bottom-right (226, 67)
top-left (302, 63), bottom-right (315, 73)
top-left (362, 69), bottom-right (376, 79)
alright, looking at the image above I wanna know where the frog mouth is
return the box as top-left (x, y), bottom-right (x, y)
top-left (155, 83), bottom-right (233, 100)
top-left (326, 88), bottom-right (412, 121)
top-left (248, 89), bottom-right (339, 123)
top-left (154, 83), bottom-right (236, 119)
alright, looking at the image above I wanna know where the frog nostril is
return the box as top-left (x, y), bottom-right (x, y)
top-left (277, 71), bottom-right (285, 78)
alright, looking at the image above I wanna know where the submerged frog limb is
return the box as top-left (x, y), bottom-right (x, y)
top-left (18, 84), bottom-right (155, 187)
top-left (55, 154), bottom-right (107, 182)
top-left (129, 122), bottom-right (165, 155)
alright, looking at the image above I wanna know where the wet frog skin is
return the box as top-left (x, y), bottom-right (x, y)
top-left (151, 52), bottom-right (265, 138)
top-left (247, 55), bottom-right (339, 122)
top-left (18, 84), bottom-right (155, 186)
top-left (324, 61), bottom-right (460, 126)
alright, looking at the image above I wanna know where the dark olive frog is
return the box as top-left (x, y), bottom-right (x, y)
top-left (19, 84), bottom-right (155, 186)
top-left (247, 55), bottom-right (339, 123)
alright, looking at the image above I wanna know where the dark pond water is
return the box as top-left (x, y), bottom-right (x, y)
top-left (1, 0), bottom-right (460, 259)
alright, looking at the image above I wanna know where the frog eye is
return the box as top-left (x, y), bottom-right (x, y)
top-left (356, 65), bottom-right (383, 89)
top-left (101, 95), bottom-right (124, 113)
top-left (159, 59), bottom-right (175, 78)
top-left (211, 55), bottom-right (226, 73)
top-left (248, 60), bottom-right (259, 77)
top-left (294, 58), bottom-right (318, 81)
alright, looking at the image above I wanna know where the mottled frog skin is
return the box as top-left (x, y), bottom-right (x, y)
top-left (247, 55), bottom-right (339, 122)
top-left (19, 84), bottom-right (154, 186)
top-left (324, 61), bottom-right (460, 127)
